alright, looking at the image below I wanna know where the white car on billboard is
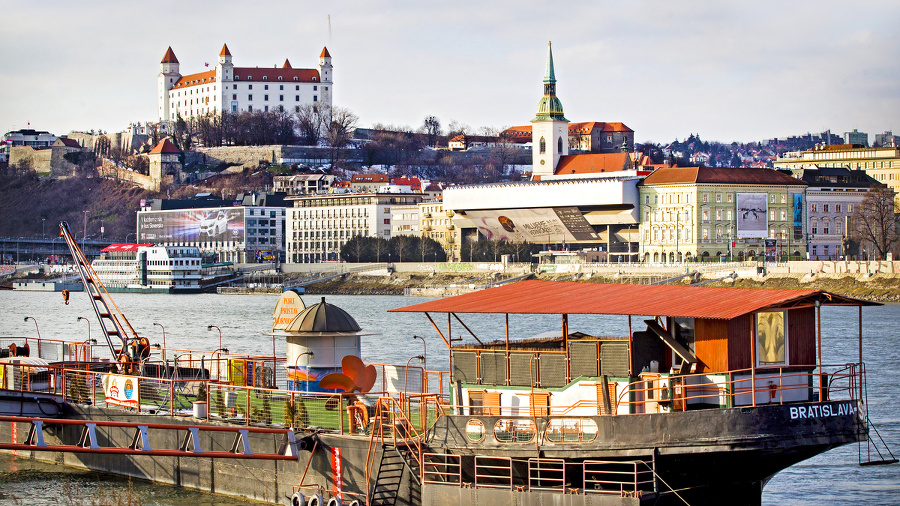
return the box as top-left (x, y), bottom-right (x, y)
top-left (199, 210), bottom-right (229, 237)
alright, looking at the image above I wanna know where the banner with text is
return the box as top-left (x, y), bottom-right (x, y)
top-left (103, 373), bottom-right (139, 409)
top-left (466, 207), bottom-right (599, 243)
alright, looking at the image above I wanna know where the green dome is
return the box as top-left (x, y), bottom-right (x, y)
top-left (533, 95), bottom-right (567, 122)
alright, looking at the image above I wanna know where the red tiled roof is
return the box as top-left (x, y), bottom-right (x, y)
top-left (641, 166), bottom-right (806, 186)
top-left (171, 70), bottom-right (217, 89)
top-left (161, 47), bottom-right (179, 64)
top-left (320, 47), bottom-right (331, 58)
top-left (283, 59), bottom-right (292, 69)
top-left (149, 139), bottom-right (180, 154)
top-left (502, 121), bottom-right (634, 141)
top-left (388, 280), bottom-right (876, 319)
top-left (58, 138), bottom-right (80, 148)
top-left (101, 244), bottom-right (154, 252)
top-left (391, 177), bottom-right (422, 189)
top-left (554, 153), bottom-right (631, 174)
top-left (233, 67), bottom-right (319, 83)
top-left (219, 43), bottom-right (231, 57)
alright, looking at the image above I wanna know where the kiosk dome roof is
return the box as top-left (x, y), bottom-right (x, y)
top-left (287, 297), bottom-right (361, 333)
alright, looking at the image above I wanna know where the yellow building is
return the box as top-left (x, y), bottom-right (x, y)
top-left (774, 145), bottom-right (900, 197)
top-left (639, 167), bottom-right (807, 262)
top-left (419, 200), bottom-right (458, 261)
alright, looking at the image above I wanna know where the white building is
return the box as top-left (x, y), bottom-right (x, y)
top-left (286, 192), bottom-right (426, 263)
top-left (158, 44), bottom-right (332, 128)
top-left (390, 204), bottom-right (420, 237)
top-left (273, 174), bottom-right (336, 196)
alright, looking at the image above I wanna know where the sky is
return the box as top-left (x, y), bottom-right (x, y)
top-left (1, 1), bottom-right (897, 144)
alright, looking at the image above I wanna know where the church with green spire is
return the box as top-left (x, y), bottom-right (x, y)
top-left (531, 42), bottom-right (570, 178)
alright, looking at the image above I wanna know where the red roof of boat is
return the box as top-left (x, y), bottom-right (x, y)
top-left (389, 280), bottom-right (876, 319)
top-left (101, 244), bottom-right (154, 252)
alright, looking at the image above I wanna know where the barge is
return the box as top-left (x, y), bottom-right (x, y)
top-left (0, 222), bottom-right (895, 505)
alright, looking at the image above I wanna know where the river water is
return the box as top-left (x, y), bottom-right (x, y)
top-left (0, 291), bottom-right (898, 505)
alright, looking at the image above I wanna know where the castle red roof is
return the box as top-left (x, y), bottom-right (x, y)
top-left (320, 47), bottom-right (331, 58)
top-left (149, 139), bottom-right (181, 155)
top-left (219, 44), bottom-right (231, 57)
top-left (161, 47), bottom-right (179, 64)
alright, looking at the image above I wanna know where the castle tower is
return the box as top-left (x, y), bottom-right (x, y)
top-left (158, 47), bottom-right (181, 127)
top-left (216, 44), bottom-right (234, 114)
top-left (531, 41), bottom-right (569, 179)
top-left (317, 47), bottom-right (333, 110)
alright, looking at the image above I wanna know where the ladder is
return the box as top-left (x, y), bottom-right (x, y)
top-left (60, 221), bottom-right (139, 372)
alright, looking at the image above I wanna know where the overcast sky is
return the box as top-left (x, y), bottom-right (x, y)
top-left (1, 1), bottom-right (897, 144)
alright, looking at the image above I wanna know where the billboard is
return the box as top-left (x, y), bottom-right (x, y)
top-left (736, 193), bottom-right (768, 239)
top-left (466, 207), bottom-right (599, 243)
top-left (793, 194), bottom-right (803, 240)
top-left (137, 207), bottom-right (245, 243)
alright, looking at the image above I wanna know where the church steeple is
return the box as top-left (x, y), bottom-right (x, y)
top-left (532, 41), bottom-right (567, 122)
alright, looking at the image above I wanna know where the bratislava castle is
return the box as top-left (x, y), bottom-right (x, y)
top-left (157, 44), bottom-right (333, 128)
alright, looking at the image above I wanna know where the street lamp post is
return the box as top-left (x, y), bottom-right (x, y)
top-left (404, 355), bottom-right (425, 399)
top-left (293, 351), bottom-right (315, 391)
top-left (83, 211), bottom-right (89, 252)
top-left (153, 322), bottom-right (166, 361)
top-left (77, 317), bottom-right (91, 360)
top-left (207, 325), bottom-right (222, 351)
top-left (42, 218), bottom-right (46, 240)
top-left (413, 335), bottom-right (427, 368)
top-left (24, 316), bottom-right (41, 340)
top-left (126, 233), bottom-right (136, 244)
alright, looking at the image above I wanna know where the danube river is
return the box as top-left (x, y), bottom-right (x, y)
top-left (0, 291), bottom-right (898, 505)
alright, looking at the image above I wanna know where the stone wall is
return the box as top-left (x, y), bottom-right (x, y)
top-left (187, 145), bottom-right (357, 169)
top-left (98, 162), bottom-right (158, 191)
top-left (9, 146), bottom-right (52, 173)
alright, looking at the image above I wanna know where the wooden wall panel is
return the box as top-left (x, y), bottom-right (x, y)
top-left (788, 306), bottom-right (816, 366)
top-left (694, 318), bottom-right (729, 373)
top-left (727, 314), bottom-right (754, 371)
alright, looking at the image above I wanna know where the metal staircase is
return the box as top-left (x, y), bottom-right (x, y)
top-left (365, 397), bottom-right (426, 506)
top-left (60, 221), bottom-right (140, 371)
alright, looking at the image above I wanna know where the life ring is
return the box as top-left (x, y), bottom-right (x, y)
top-left (62, 289), bottom-right (70, 305)
top-left (307, 493), bottom-right (324, 506)
top-left (347, 402), bottom-right (368, 433)
top-left (326, 496), bottom-right (342, 506)
top-left (291, 492), bottom-right (305, 506)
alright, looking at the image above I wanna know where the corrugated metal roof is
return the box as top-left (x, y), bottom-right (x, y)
top-left (389, 280), bottom-right (876, 319)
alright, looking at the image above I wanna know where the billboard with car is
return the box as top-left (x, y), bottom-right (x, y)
top-left (137, 207), bottom-right (245, 243)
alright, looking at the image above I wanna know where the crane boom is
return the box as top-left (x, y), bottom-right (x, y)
top-left (59, 221), bottom-right (140, 372)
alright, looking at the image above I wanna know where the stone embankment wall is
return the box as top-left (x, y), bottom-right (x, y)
top-left (98, 162), bottom-right (157, 191)
top-left (187, 146), bottom-right (344, 169)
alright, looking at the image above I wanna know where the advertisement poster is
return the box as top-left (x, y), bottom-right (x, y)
top-left (765, 238), bottom-right (777, 261)
top-left (466, 207), bottom-right (599, 243)
top-left (103, 373), bottom-right (139, 409)
top-left (137, 207), bottom-right (245, 243)
top-left (793, 194), bottom-right (804, 240)
top-left (736, 193), bottom-right (768, 239)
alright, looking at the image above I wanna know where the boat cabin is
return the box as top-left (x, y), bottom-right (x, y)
top-left (391, 280), bottom-right (876, 416)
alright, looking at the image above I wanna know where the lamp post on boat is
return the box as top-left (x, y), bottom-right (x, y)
top-left (293, 351), bottom-right (315, 391)
top-left (413, 335), bottom-right (427, 368)
top-left (153, 322), bottom-right (166, 361)
top-left (24, 316), bottom-right (41, 340)
top-left (404, 355), bottom-right (425, 401)
top-left (77, 317), bottom-right (92, 361)
top-left (213, 347), bottom-right (230, 383)
top-left (207, 325), bottom-right (222, 351)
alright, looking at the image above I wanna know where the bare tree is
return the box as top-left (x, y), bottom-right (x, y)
top-left (422, 115), bottom-right (441, 148)
top-left (850, 185), bottom-right (898, 260)
top-left (295, 104), bottom-right (326, 146)
top-left (326, 106), bottom-right (359, 168)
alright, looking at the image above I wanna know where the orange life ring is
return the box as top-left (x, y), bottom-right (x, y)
top-left (62, 289), bottom-right (70, 305)
top-left (347, 402), bottom-right (368, 433)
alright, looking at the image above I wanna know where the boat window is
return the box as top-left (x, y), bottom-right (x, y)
top-left (493, 419), bottom-right (536, 443)
top-left (465, 419), bottom-right (485, 443)
top-left (544, 418), bottom-right (598, 443)
top-left (756, 311), bottom-right (787, 366)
